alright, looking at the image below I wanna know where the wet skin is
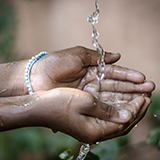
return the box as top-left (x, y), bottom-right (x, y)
top-left (0, 46), bottom-right (155, 143)
top-left (0, 88), bottom-right (151, 144)
top-left (30, 46), bottom-right (155, 101)
top-left (0, 46), bottom-right (155, 99)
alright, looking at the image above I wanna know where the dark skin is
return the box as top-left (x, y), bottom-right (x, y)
top-left (0, 88), bottom-right (151, 144)
top-left (0, 46), bottom-right (155, 143)
top-left (30, 46), bottom-right (154, 101)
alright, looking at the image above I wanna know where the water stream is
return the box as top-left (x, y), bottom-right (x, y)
top-left (77, 0), bottom-right (106, 159)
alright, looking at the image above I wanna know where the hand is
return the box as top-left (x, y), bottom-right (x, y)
top-left (30, 46), bottom-right (155, 101)
top-left (37, 88), bottom-right (151, 144)
top-left (81, 65), bottom-right (155, 102)
top-left (103, 97), bottom-right (151, 141)
top-left (30, 46), bottom-right (120, 91)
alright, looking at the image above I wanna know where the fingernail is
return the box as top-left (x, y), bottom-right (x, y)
top-left (119, 109), bottom-right (131, 120)
top-left (112, 52), bottom-right (119, 54)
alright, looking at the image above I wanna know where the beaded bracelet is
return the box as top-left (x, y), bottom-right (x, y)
top-left (25, 51), bottom-right (49, 95)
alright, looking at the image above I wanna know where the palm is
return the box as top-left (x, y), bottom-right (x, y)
top-left (31, 47), bottom-right (154, 102)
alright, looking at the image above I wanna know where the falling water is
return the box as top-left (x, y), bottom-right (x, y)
top-left (77, 144), bottom-right (90, 160)
top-left (87, 0), bottom-right (106, 81)
top-left (77, 0), bottom-right (105, 159)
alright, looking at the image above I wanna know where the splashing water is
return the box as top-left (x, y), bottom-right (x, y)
top-left (77, 144), bottom-right (90, 160)
top-left (87, 0), bottom-right (106, 81)
top-left (77, 1), bottom-right (105, 159)
top-left (134, 124), bottom-right (138, 128)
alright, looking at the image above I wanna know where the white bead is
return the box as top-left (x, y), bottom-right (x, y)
top-left (25, 51), bottom-right (48, 96)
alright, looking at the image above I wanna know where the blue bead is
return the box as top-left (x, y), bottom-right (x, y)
top-left (25, 77), bottom-right (29, 81)
top-left (25, 51), bottom-right (48, 96)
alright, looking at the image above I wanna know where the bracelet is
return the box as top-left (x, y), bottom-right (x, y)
top-left (25, 51), bottom-right (49, 95)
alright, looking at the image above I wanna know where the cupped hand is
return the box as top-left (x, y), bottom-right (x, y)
top-left (30, 46), bottom-right (155, 101)
top-left (30, 46), bottom-right (120, 90)
top-left (80, 65), bottom-right (155, 102)
top-left (38, 88), bottom-right (151, 144)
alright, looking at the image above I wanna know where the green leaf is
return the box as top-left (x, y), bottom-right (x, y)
top-left (59, 149), bottom-right (73, 160)
top-left (67, 155), bottom-right (74, 160)
top-left (148, 94), bottom-right (160, 121)
top-left (85, 151), bottom-right (100, 160)
top-left (91, 140), bottom-right (118, 160)
top-left (147, 128), bottom-right (160, 149)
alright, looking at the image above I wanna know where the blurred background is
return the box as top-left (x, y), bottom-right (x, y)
top-left (0, 0), bottom-right (160, 159)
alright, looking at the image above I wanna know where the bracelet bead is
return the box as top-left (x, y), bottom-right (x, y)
top-left (25, 51), bottom-right (48, 95)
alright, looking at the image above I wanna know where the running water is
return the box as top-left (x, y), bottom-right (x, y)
top-left (77, 1), bottom-right (105, 159)
top-left (77, 144), bottom-right (90, 160)
top-left (87, 0), bottom-right (106, 81)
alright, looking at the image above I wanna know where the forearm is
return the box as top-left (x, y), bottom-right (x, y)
top-left (0, 93), bottom-right (44, 131)
top-left (0, 60), bottom-right (29, 96)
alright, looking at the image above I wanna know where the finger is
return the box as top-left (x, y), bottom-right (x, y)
top-left (80, 98), bottom-right (132, 124)
top-left (97, 121), bottom-right (124, 142)
top-left (119, 96), bottom-right (146, 119)
top-left (81, 47), bottom-right (121, 66)
top-left (99, 92), bottom-right (151, 102)
top-left (123, 96), bottom-right (146, 116)
top-left (96, 97), bottom-right (146, 124)
top-left (122, 97), bottom-right (151, 133)
top-left (101, 79), bottom-right (155, 93)
top-left (104, 65), bottom-right (146, 83)
top-left (82, 116), bottom-right (124, 143)
top-left (102, 97), bottom-right (151, 140)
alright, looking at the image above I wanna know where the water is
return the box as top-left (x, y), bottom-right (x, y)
top-left (0, 89), bottom-right (8, 95)
top-left (3, 62), bottom-right (15, 69)
top-left (154, 114), bottom-right (157, 118)
top-left (134, 124), bottom-right (138, 128)
top-left (77, 144), bottom-right (90, 160)
top-left (87, 0), bottom-right (106, 82)
top-left (77, 0), bottom-right (105, 159)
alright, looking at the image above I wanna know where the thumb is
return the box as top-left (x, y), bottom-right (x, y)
top-left (85, 97), bottom-right (147, 124)
top-left (84, 47), bottom-right (121, 66)
top-left (102, 97), bottom-right (151, 141)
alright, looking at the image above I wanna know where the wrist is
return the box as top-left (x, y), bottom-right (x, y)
top-left (0, 60), bottom-right (29, 97)
top-left (33, 90), bottom-right (61, 129)
top-left (0, 94), bottom-right (41, 131)
top-left (25, 51), bottom-right (49, 95)
top-left (34, 88), bottom-right (74, 131)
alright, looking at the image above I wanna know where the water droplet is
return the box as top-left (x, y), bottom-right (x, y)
top-left (24, 103), bottom-right (30, 107)
top-left (134, 124), bottom-right (138, 128)
top-left (150, 77), bottom-right (153, 80)
top-left (92, 27), bottom-right (99, 39)
top-left (87, 10), bottom-right (99, 25)
top-left (96, 72), bottom-right (105, 81)
top-left (0, 89), bottom-right (8, 95)
top-left (154, 114), bottom-right (157, 118)
top-left (66, 94), bottom-right (74, 123)
top-left (142, 93), bottom-right (145, 97)
top-left (76, 94), bottom-right (80, 97)
top-left (36, 96), bottom-right (40, 101)
top-left (134, 114), bottom-right (137, 118)
top-left (96, 142), bottom-right (99, 145)
top-left (3, 62), bottom-right (15, 69)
